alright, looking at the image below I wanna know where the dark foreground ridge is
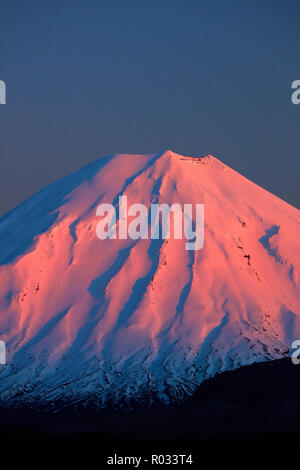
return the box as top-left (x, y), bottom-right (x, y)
top-left (0, 357), bottom-right (300, 463)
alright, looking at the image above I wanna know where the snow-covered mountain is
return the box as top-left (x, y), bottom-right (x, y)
top-left (0, 150), bottom-right (299, 408)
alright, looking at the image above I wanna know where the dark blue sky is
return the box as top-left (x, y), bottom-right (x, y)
top-left (0, 0), bottom-right (299, 216)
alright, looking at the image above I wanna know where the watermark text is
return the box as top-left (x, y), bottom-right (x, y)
top-left (291, 80), bottom-right (300, 105)
top-left (96, 196), bottom-right (204, 250)
top-left (0, 80), bottom-right (6, 104)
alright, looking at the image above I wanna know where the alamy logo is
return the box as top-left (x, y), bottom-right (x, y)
top-left (291, 80), bottom-right (300, 105)
top-left (0, 80), bottom-right (6, 104)
top-left (0, 340), bottom-right (6, 365)
top-left (96, 196), bottom-right (204, 250)
top-left (291, 340), bottom-right (300, 365)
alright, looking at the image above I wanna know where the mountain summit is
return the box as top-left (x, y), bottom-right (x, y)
top-left (0, 151), bottom-right (299, 407)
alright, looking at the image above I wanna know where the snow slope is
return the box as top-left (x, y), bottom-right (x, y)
top-left (0, 150), bottom-right (299, 407)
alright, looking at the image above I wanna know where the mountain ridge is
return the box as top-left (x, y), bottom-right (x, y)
top-left (0, 150), bottom-right (299, 407)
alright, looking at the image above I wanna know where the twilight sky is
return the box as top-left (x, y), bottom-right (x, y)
top-left (0, 0), bottom-right (299, 217)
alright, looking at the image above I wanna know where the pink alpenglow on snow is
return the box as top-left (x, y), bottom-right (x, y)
top-left (0, 150), bottom-right (299, 406)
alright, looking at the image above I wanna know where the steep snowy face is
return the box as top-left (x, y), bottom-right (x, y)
top-left (0, 150), bottom-right (299, 406)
